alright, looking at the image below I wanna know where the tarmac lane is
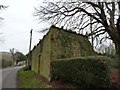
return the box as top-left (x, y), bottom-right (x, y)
top-left (2, 66), bottom-right (22, 89)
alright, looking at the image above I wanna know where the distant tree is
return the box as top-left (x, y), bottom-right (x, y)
top-left (2, 59), bottom-right (13, 68)
top-left (14, 52), bottom-right (27, 64)
top-left (10, 48), bottom-right (15, 61)
top-left (0, 5), bottom-right (8, 44)
top-left (0, 5), bottom-right (8, 21)
top-left (0, 5), bottom-right (7, 9)
top-left (0, 33), bottom-right (4, 45)
top-left (10, 48), bottom-right (17, 65)
top-left (105, 43), bottom-right (116, 56)
top-left (97, 42), bottom-right (116, 57)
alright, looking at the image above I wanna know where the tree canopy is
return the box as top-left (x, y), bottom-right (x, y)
top-left (14, 52), bottom-right (27, 64)
top-left (34, 1), bottom-right (120, 57)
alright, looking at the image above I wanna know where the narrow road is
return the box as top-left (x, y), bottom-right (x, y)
top-left (1, 66), bottom-right (22, 89)
top-left (0, 69), bottom-right (2, 90)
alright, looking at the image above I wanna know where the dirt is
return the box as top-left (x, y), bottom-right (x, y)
top-left (32, 70), bottom-right (120, 88)
top-left (49, 80), bottom-right (77, 88)
top-left (110, 68), bottom-right (120, 87)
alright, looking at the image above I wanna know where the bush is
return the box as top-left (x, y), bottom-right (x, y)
top-left (51, 56), bottom-right (113, 88)
top-left (2, 59), bottom-right (13, 68)
top-left (23, 65), bottom-right (31, 71)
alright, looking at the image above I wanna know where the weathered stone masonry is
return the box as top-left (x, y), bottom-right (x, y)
top-left (31, 25), bottom-right (96, 80)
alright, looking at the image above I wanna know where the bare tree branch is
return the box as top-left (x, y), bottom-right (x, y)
top-left (34, 1), bottom-right (120, 56)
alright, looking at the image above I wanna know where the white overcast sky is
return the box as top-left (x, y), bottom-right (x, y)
top-left (0, 0), bottom-right (48, 54)
top-left (0, 0), bottom-right (115, 54)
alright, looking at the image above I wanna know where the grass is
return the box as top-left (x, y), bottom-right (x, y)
top-left (17, 68), bottom-right (53, 88)
top-left (17, 68), bottom-right (77, 89)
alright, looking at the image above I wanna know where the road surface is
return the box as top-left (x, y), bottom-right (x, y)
top-left (0, 69), bottom-right (2, 89)
top-left (1, 66), bottom-right (22, 89)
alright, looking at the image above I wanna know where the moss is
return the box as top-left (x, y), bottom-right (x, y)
top-left (58, 31), bottom-right (72, 58)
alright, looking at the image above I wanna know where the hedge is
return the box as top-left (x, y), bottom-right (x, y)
top-left (51, 56), bottom-right (114, 88)
top-left (2, 59), bottom-right (13, 68)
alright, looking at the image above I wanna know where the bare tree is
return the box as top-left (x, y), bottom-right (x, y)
top-left (34, 1), bottom-right (120, 62)
top-left (0, 5), bottom-right (7, 21)
top-left (0, 5), bottom-right (8, 44)
top-left (10, 48), bottom-right (18, 65)
top-left (98, 42), bottom-right (115, 56)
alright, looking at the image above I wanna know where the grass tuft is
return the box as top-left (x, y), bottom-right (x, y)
top-left (17, 68), bottom-right (52, 88)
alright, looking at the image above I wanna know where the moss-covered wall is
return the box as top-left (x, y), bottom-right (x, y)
top-left (31, 25), bottom-right (96, 81)
top-left (32, 32), bottom-right (51, 80)
top-left (39, 33), bottom-right (51, 80)
top-left (49, 26), bottom-right (96, 61)
top-left (31, 42), bottom-right (41, 74)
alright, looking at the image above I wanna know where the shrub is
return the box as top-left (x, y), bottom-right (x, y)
top-left (51, 56), bottom-right (114, 88)
top-left (23, 65), bottom-right (31, 71)
top-left (2, 59), bottom-right (13, 68)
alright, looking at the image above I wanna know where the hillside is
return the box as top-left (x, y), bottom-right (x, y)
top-left (0, 52), bottom-right (12, 61)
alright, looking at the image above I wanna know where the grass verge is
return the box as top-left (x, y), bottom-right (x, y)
top-left (17, 68), bottom-right (76, 89)
top-left (17, 68), bottom-right (53, 88)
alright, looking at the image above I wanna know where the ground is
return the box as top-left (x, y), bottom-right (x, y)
top-left (17, 68), bottom-right (120, 88)
top-left (17, 68), bottom-right (77, 88)
top-left (110, 68), bottom-right (120, 87)
top-left (2, 66), bottom-right (21, 88)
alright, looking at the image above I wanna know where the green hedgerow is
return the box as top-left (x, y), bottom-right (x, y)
top-left (51, 56), bottom-right (114, 88)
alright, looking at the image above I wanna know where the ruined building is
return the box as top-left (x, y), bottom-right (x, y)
top-left (31, 25), bottom-right (96, 80)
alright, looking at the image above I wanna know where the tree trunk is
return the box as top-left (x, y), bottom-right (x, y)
top-left (115, 43), bottom-right (120, 58)
top-left (115, 40), bottom-right (120, 69)
top-left (114, 41), bottom-right (120, 84)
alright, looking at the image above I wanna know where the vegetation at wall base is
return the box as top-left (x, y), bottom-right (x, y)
top-left (23, 65), bottom-right (31, 71)
top-left (17, 68), bottom-right (80, 89)
top-left (17, 68), bottom-right (53, 88)
top-left (51, 56), bottom-right (116, 88)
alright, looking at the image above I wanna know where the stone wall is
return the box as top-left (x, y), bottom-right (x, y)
top-left (31, 25), bottom-right (96, 80)
top-left (31, 43), bottom-right (40, 74)
top-left (39, 33), bottom-right (51, 80)
top-left (49, 26), bottom-right (96, 61)
top-left (31, 32), bottom-right (51, 80)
